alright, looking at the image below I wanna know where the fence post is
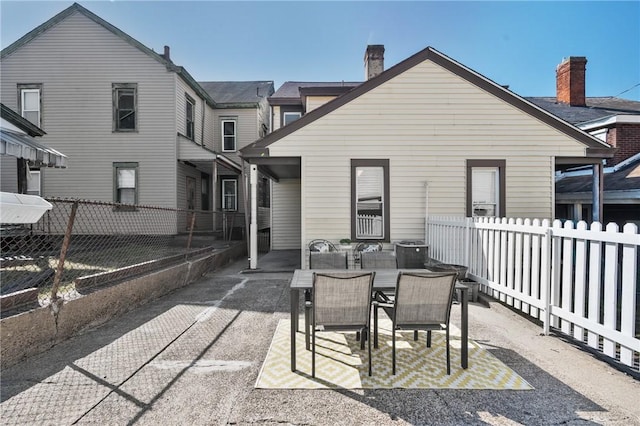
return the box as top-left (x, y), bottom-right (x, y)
top-left (464, 217), bottom-right (472, 268)
top-left (51, 201), bottom-right (78, 301)
top-left (186, 211), bottom-right (196, 251)
top-left (542, 225), bottom-right (552, 335)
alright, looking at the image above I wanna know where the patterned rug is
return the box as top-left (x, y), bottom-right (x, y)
top-left (255, 319), bottom-right (533, 390)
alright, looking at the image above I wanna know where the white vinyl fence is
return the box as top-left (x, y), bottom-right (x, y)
top-left (426, 216), bottom-right (640, 372)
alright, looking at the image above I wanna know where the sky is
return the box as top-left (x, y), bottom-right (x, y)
top-left (1, 1), bottom-right (639, 101)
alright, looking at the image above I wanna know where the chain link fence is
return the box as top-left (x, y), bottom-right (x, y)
top-left (1, 198), bottom-right (244, 317)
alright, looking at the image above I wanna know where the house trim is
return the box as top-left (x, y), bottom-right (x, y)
top-left (466, 159), bottom-right (506, 217)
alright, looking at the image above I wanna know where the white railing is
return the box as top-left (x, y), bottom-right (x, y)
top-left (357, 214), bottom-right (382, 238)
top-left (426, 215), bottom-right (640, 372)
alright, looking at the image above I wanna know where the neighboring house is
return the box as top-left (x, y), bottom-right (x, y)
top-left (1, 103), bottom-right (67, 195)
top-left (527, 57), bottom-right (640, 226)
top-left (199, 81), bottom-right (274, 233)
top-left (269, 81), bottom-right (361, 131)
top-left (240, 45), bottom-right (613, 267)
top-left (0, 3), bottom-right (271, 236)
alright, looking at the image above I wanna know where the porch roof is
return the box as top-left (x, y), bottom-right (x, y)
top-left (0, 128), bottom-right (67, 168)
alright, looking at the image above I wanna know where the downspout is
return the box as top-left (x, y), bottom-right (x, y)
top-left (201, 97), bottom-right (205, 145)
top-left (250, 164), bottom-right (258, 269)
top-left (592, 162), bottom-right (603, 222)
top-left (241, 161), bottom-right (251, 267)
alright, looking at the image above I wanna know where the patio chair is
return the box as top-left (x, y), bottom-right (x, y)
top-left (306, 251), bottom-right (348, 349)
top-left (308, 239), bottom-right (338, 253)
top-left (354, 241), bottom-right (382, 266)
top-left (373, 271), bottom-right (458, 375)
top-left (311, 271), bottom-right (375, 378)
top-left (360, 251), bottom-right (397, 269)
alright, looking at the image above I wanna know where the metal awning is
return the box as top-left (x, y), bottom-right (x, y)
top-left (1, 128), bottom-right (67, 168)
top-left (177, 137), bottom-right (243, 174)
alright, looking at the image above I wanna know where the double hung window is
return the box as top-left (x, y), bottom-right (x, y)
top-left (222, 120), bottom-right (236, 152)
top-left (113, 83), bottom-right (137, 131)
top-left (114, 162), bottom-right (138, 207)
top-left (18, 84), bottom-right (42, 127)
top-left (466, 160), bottom-right (505, 217)
top-left (351, 159), bottom-right (389, 241)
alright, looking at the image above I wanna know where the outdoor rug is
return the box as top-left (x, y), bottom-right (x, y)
top-left (255, 319), bottom-right (533, 390)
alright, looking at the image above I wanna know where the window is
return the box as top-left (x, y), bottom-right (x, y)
top-left (466, 160), bottom-right (505, 217)
top-left (18, 84), bottom-right (42, 127)
top-left (186, 176), bottom-right (196, 210)
top-left (351, 159), bottom-right (390, 241)
top-left (26, 169), bottom-right (41, 196)
top-left (113, 162), bottom-right (138, 207)
top-left (283, 112), bottom-right (301, 126)
top-left (222, 179), bottom-right (237, 211)
top-left (201, 173), bottom-right (211, 210)
top-left (113, 83), bottom-right (137, 131)
top-left (185, 94), bottom-right (195, 140)
top-left (222, 120), bottom-right (236, 151)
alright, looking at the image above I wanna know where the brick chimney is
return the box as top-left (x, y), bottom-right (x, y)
top-left (556, 56), bottom-right (587, 106)
top-left (364, 45), bottom-right (385, 80)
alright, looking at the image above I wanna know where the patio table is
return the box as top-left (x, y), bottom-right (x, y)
top-left (290, 269), bottom-right (469, 372)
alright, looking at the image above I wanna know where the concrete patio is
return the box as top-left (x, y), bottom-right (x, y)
top-left (1, 250), bottom-right (638, 425)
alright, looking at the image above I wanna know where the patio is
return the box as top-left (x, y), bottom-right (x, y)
top-left (0, 251), bottom-right (638, 425)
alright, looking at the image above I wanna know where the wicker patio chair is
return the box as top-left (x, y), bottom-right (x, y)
top-left (373, 271), bottom-right (458, 375)
top-left (311, 271), bottom-right (375, 378)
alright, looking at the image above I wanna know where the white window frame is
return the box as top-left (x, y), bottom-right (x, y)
top-left (26, 169), bottom-right (41, 196)
top-left (283, 112), bottom-right (301, 126)
top-left (19, 86), bottom-right (41, 127)
top-left (221, 179), bottom-right (237, 211)
top-left (113, 162), bottom-right (138, 209)
top-left (222, 119), bottom-right (236, 152)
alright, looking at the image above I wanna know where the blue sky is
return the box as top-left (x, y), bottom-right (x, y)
top-left (1, 1), bottom-right (639, 100)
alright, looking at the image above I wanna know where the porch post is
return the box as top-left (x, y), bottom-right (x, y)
top-left (249, 164), bottom-right (258, 269)
top-left (592, 162), bottom-right (603, 223)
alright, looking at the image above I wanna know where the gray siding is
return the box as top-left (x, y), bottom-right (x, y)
top-left (0, 157), bottom-right (18, 192)
top-left (0, 11), bottom-right (178, 208)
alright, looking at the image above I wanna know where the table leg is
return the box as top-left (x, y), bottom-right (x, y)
top-left (290, 288), bottom-right (299, 372)
top-left (460, 287), bottom-right (468, 369)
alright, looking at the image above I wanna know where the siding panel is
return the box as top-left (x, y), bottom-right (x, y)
top-left (267, 60), bottom-right (589, 243)
top-left (272, 178), bottom-right (301, 249)
top-left (1, 12), bottom-right (177, 207)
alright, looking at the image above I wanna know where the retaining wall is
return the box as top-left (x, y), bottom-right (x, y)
top-left (0, 242), bottom-right (246, 368)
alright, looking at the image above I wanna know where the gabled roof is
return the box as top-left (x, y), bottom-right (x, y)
top-left (1, 2), bottom-right (217, 109)
top-left (199, 81), bottom-right (274, 107)
top-left (241, 46), bottom-right (613, 159)
top-left (526, 97), bottom-right (640, 125)
top-left (269, 81), bottom-right (361, 105)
